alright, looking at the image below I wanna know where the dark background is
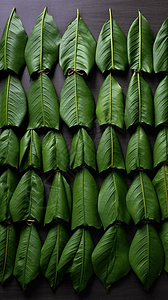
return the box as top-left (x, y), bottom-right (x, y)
top-left (0, 0), bottom-right (168, 299)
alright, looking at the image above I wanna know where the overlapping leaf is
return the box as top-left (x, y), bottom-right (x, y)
top-left (153, 126), bottom-right (168, 168)
top-left (154, 76), bottom-right (168, 127)
top-left (0, 129), bottom-right (19, 168)
top-left (153, 166), bottom-right (168, 221)
top-left (153, 18), bottom-right (168, 73)
top-left (160, 221), bottom-right (168, 272)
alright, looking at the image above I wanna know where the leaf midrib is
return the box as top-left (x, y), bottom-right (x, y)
top-left (140, 172), bottom-right (147, 219)
top-left (2, 224), bottom-right (10, 282)
top-left (138, 10), bottom-right (142, 71)
top-left (79, 228), bottom-right (85, 290)
top-left (4, 8), bottom-right (16, 70)
top-left (5, 75), bottom-right (10, 125)
top-left (22, 225), bottom-right (31, 290)
top-left (40, 7), bottom-right (47, 70)
top-left (163, 165), bottom-right (168, 216)
top-left (109, 8), bottom-right (114, 69)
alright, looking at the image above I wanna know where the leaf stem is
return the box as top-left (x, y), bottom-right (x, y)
top-left (74, 8), bottom-right (79, 71)
top-left (138, 10), bottom-right (142, 71)
top-left (40, 7), bottom-right (47, 70)
top-left (4, 8), bottom-right (16, 70)
top-left (109, 8), bottom-right (114, 69)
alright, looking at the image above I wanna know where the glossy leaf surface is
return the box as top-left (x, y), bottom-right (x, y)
top-left (153, 18), bottom-right (168, 73)
top-left (153, 126), bottom-right (168, 168)
top-left (0, 129), bottom-right (19, 168)
top-left (160, 221), bottom-right (168, 272)
top-left (153, 166), bottom-right (168, 221)
top-left (154, 76), bottom-right (168, 127)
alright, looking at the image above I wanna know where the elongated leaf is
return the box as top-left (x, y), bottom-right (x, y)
top-left (70, 128), bottom-right (96, 170)
top-left (9, 170), bottom-right (44, 223)
top-left (42, 130), bottom-right (69, 173)
top-left (0, 169), bottom-right (19, 222)
top-left (44, 172), bottom-right (71, 224)
top-left (14, 223), bottom-right (42, 290)
top-left (153, 166), bottom-right (168, 221)
top-left (0, 74), bottom-right (27, 128)
top-left (20, 130), bottom-right (42, 172)
top-left (129, 223), bottom-right (164, 289)
top-left (0, 129), bottom-right (19, 168)
top-left (126, 171), bottom-right (160, 224)
top-left (153, 126), bottom-right (168, 168)
top-left (96, 9), bottom-right (127, 72)
top-left (0, 8), bottom-right (27, 74)
top-left (127, 11), bottom-right (153, 73)
top-left (60, 73), bottom-right (95, 128)
top-left (125, 72), bottom-right (153, 129)
top-left (154, 76), bottom-right (168, 127)
top-left (160, 221), bottom-right (168, 272)
top-left (25, 7), bottom-right (61, 76)
top-left (125, 126), bottom-right (152, 174)
top-left (0, 223), bottom-right (17, 283)
top-left (97, 126), bottom-right (125, 173)
top-left (98, 170), bottom-right (130, 229)
top-left (27, 73), bottom-right (59, 130)
top-left (96, 74), bottom-right (124, 128)
top-left (57, 228), bottom-right (94, 293)
top-left (153, 18), bottom-right (168, 73)
top-left (59, 9), bottom-right (96, 75)
top-left (71, 168), bottom-right (101, 230)
top-left (40, 223), bottom-right (69, 289)
top-left (92, 225), bottom-right (130, 291)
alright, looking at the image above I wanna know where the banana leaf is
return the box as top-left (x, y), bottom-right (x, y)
top-left (129, 223), bottom-right (164, 290)
top-left (160, 221), bottom-right (168, 272)
top-left (153, 18), bottom-right (168, 73)
top-left (9, 170), bottom-right (44, 223)
top-left (96, 8), bottom-right (127, 72)
top-left (44, 172), bottom-right (71, 225)
top-left (14, 223), bottom-right (42, 291)
top-left (125, 72), bottom-right (153, 129)
top-left (126, 171), bottom-right (160, 224)
top-left (0, 169), bottom-right (19, 222)
top-left (57, 228), bottom-right (94, 294)
top-left (96, 73), bottom-right (124, 128)
top-left (154, 76), bottom-right (168, 127)
top-left (59, 9), bottom-right (96, 75)
top-left (19, 130), bottom-right (42, 172)
top-left (71, 168), bottom-right (101, 230)
top-left (70, 127), bottom-right (96, 170)
top-left (25, 7), bottom-right (61, 76)
top-left (97, 126), bottom-right (125, 173)
top-left (127, 11), bottom-right (153, 73)
top-left (42, 130), bottom-right (69, 173)
top-left (153, 126), bottom-right (168, 168)
top-left (153, 166), bottom-right (168, 221)
top-left (92, 225), bottom-right (130, 292)
top-left (27, 73), bottom-right (59, 130)
top-left (0, 129), bottom-right (19, 169)
top-left (0, 8), bottom-right (27, 74)
top-left (125, 126), bottom-right (152, 174)
top-left (0, 223), bottom-right (17, 283)
top-left (0, 74), bottom-right (27, 128)
top-left (40, 223), bottom-right (69, 289)
top-left (60, 73), bottom-right (95, 128)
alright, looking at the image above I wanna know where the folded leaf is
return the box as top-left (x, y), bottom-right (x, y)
top-left (153, 126), bottom-right (168, 168)
top-left (154, 76), bottom-right (168, 127)
top-left (129, 223), bottom-right (164, 290)
top-left (96, 74), bottom-right (124, 128)
top-left (0, 8), bottom-right (27, 74)
top-left (126, 171), bottom-right (160, 224)
top-left (92, 225), bottom-right (130, 292)
top-left (153, 166), bottom-right (168, 221)
top-left (160, 221), bottom-right (168, 272)
top-left (0, 129), bottom-right (19, 169)
top-left (153, 18), bottom-right (168, 73)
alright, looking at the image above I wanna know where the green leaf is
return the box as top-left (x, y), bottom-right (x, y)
top-left (0, 223), bottom-right (17, 283)
top-left (154, 76), bottom-right (168, 127)
top-left (98, 170), bottom-right (130, 229)
top-left (14, 223), bottom-right (42, 290)
top-left (125, 126), bottom-right (152, 174)
top-left (42, 130), bottom-right (69, 173)
top-left (57, 228), bottom-right (94, 293)
top-left (9, 170), bottom-right (44, 223)
top-left (60, 73), bottom-right (95, 128)
top-left (0, 129), bottom-right (19, 169)
top-left (153, 126), bottom-right (168, 168)
top-left (19, 130), bottom-right (42, 172)
top-left (27, 73), bottom-right (60, 130)
top-left (96, 74), bottom-right (124, 128)
top-left (59, 9), bottom-right (96, 75)
top-left (153, 166), bottom-right (168, 221)
top-left (70, 128), bottom-right (96, 170)
top-left (127, 11), bottom-right (153, 73)
top-left (40, 223), bottom-right (69, 289)
top-left (0, 74), bottom-right (27, 128)
top-left (71, 168), bottom-right (101, 230)
top-left (0, 169), bottom-right (19, 222)
top-left (44, 172), bottom-right (71, 225)
top-left (129, 223), bottom-right (164, 290)
top-left (96, 9), bottom-right (127, 72)
top-left (160, 221), bottom-right (168, 272)
top-left (153, 18), bottom-right (168, 73)
top-left (126, 171), bottom-right (160, 224)
top-left (25, 7), bottom-right (61, 76)
top-left (125, 72), bottom-right (153, 129)
top-left (97, 126), bottom-right (125, 173)
top-left (92, 225), bottom-right (130, 291)
top-left (0, 8), bottom-right (28, 74)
